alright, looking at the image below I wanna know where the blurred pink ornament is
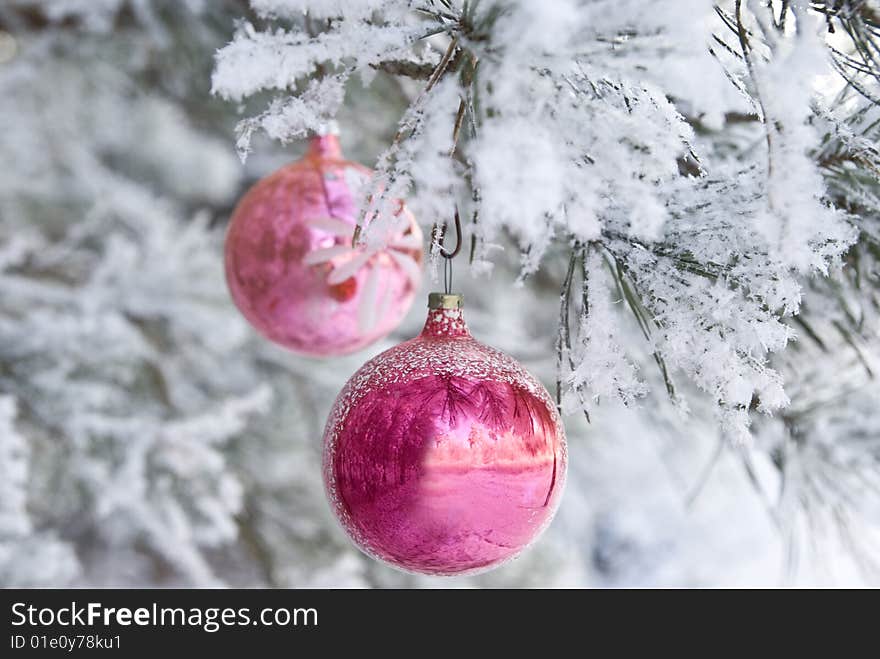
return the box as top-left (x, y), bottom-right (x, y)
top-left (323, 294), bottom-right (567, 576)
top-left (224, 133), bottom-right (422, 356)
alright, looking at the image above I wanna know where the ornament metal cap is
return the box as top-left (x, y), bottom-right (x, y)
top-left (428, 292), bottom-right (463, 309)
top-left (314, 119), bottom-right (340, 136)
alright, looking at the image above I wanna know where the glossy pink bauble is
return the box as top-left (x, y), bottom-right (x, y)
top-left (323, 297), bottom-right (567, 576)
top-left (225, 134), bottom-right (422, 356)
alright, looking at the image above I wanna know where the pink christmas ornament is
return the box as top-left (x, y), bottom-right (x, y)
top-left (323, 293), bottom-right (567, 576)
top-left (224, 133), bottom-right (422, 356)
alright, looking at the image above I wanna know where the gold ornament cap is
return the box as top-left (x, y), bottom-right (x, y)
top-left (313, 119), bottom-right (340, 136)
top-left (428, 292), bottom-right (463, 310)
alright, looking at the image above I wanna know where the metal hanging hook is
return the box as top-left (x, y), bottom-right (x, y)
top-left (437, 207), bottom-right (462, 260)
top-left (431, 206), bottom-right (462, 294)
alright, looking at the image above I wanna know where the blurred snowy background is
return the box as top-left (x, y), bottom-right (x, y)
top-left (1, 0), bottom-right (879, 588)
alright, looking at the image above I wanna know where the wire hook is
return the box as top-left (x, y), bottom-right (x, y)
top-left (431, 206), bottom-right (462, 294)
top-left (436, 206), bottom-right (462, 260)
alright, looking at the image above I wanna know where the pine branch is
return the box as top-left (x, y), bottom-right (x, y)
top-left (369, 59), bottom-right (436, 80)
top-left (556, 243), bottom-right (591, 423)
